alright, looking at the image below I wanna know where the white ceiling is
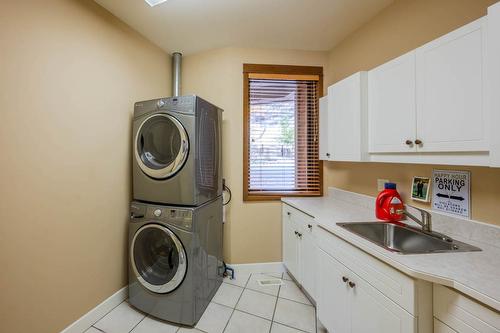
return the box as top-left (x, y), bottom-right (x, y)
top-left (95, 0), bottom-right (394, 55)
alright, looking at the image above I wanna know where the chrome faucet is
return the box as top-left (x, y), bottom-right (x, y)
top-left (403, 206), bottom-right (432, 232)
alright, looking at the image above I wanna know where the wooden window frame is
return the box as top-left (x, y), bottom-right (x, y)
top-left (243, 63), bottom-right (324, 202)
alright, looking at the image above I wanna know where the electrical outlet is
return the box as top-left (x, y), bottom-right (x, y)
top-left (377, 179), bottom-right (390, 191)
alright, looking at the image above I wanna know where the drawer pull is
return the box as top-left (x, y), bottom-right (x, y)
top-left (287, 212), bottom-right (291, 216)
top-left (348, 281), bottom-right (356, 288)
top-left (307, 224), bottom-right (313, 229)
top-left (342, 276), bottom-right (349, 283)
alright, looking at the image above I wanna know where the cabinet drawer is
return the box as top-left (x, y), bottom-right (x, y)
top-left (318, 226), bottom-right (417, 314)
top-left (434, 319), bottom-right (458, 333)
top-left (282, 204), bottom-right (317, 236)
top-left (434, 284), bottom-right (500, 333)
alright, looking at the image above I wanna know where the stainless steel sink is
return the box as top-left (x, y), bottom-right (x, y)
top-left (337, 222), bottom-right (481, 254)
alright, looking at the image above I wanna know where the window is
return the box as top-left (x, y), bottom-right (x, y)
top-left (243, 64), bottom-right (323, 201)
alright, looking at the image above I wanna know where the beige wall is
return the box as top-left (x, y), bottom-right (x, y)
top-left (183, 48), bottom-right (328, 263)
top-left (0, 1), bottom-right (170, 332)
top-left (324, 0), bottom-right (500, 226)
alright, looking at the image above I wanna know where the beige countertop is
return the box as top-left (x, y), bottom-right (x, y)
top-left (282, 189), bottom-right (500, 311)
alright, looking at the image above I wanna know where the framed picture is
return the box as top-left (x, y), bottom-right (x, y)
top-left (411, 176), bottom-right (431, 202)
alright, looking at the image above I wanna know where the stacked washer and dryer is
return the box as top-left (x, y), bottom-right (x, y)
top-left (128, 84), bottom-right (224, 325)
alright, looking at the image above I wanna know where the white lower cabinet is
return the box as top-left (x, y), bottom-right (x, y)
top-left (318, 249), bottom-right (350, 333)
top-left (282, 206), bottom-right (300, 281)
top-left (282, 203), bottom-right (318, 300)
top-left (282, 202), bottom-right (498, 333)
top-left (299, 226), bottom-right (318, 300)
top-left (434, 319), bottom-right (458, 333)
top-left (433, 284), bottom-right (500, 333)
top-left (318, 249), bottom-right (416, 333)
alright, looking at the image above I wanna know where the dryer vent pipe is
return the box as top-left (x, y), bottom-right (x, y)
top-left (172, 52), bottom-right (182, 97)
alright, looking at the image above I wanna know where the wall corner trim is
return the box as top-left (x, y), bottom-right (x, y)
top-left (59, 286), bottom-right (127, 333)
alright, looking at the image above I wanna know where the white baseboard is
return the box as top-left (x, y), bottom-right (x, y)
top-left (60, 286), bottom-right (127, 333)
top-left (226, 262), bottom-right (285, 275)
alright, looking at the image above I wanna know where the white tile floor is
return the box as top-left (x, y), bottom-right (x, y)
top-left (85, 272), bottom-right (319, 333)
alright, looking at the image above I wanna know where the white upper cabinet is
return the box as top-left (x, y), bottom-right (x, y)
top-left (323, 4), bottom-right (498, 166)
top-left (328, 72), bottom-right (368, 161)
top-left (489, 3), bottom-right (500, 167)
top-left (416, 19), bottom-right (488, 152)
top-left (319, 96), bottom-right (330, 160)
top-left (368, 51), bottom-right (417, 153)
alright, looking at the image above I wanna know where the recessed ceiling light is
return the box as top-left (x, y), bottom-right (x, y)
top-left (145, 0), bottom-right (168, 7)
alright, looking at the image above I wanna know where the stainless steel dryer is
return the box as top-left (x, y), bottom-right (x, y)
top-left (132, 95), bottom-right (222, 206)
top-left (128, 197), bottom-right (223, 326)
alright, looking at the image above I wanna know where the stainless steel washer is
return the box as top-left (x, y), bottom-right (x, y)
top-left (128, 197), bottom-right (223, 326)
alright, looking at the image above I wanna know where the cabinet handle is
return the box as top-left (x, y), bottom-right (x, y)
top-left (405, 139), bottom-right (413, 145)
top-left (348, 281), bottom-right (356, 288)
top-left (294, 231), bottom-right (298, 235)
top-left (297, 232), bottom-right (302, 238)
top-left (342, 276), bottom-right (349, 283)
top-left (287, 212), bottom-right (291, 216)
top-left (307, 224), bottom-right (313, 229)
top-left (326, 153), bottom-right (330, 157)
top-left (415, 139), bottom-right (422, 145)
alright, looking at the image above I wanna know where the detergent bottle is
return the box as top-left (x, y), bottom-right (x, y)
top-left (375, 183), bottom-right (404, 221)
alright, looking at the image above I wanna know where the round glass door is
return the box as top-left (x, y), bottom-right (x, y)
top-left (131, 224), bottom-right (187, 294)
top-left (135, 113), bottom-right (189, 179)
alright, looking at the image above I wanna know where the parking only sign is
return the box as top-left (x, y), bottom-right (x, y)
top-left (431, 170), bottom-right (470, 218)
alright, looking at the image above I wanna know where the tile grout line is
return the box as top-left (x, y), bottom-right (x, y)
top-left (268, 271), bottom-right (283, 333)
top-left (274, 272), bottom-right (317, 333)
top-left (223, 272), bottom-right (314, 332)
top-left (127, 313), bottom-right (147, 333)
top-left (90, 299), bottom-right (127, 328)
top-left (243, 282), bottom-right (314, 308)
top-left (91, 273), bottom-right (312, 333)
top-left (227, 308), bottom-right (274, 324)
top-left (275, 322), bottom-right (313, 333)
top-left (220, 273), bottom-right (251, 333)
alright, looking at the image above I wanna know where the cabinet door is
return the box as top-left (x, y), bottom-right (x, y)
top-left (299, 227), bottom-right (317, 301)
top-left (416, 19), bottom-right (488, 152)
top-left (350, 271), bottom-right (416, 333)
top-left (329, 72), bottom-right (367, 161)
top-left (317, 249), bottom-right (350, 333)
top-left (489, 3), bottom-right (500, 166)
top-left (319, 96), bottom-right (330, 160)
top-left (368, 51), bottom-right (417, 153)
top-left (433, 284), bottom-right (499, 333)
top-left (282, 208), bottom-right (299, 280)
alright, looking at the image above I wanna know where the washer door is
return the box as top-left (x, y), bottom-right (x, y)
top-left (131, 224), bottom-right (187, 294)
top-left (135, 113), bottom-right (189, 179)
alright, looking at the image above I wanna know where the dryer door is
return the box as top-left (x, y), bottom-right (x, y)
top-left (131, 224), bottom-right (187, 294)
top-left (135, 113), bottom-right (189, 179)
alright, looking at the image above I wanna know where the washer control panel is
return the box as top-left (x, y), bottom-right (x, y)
top-left (145, 206), bottom-right (193, 231)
